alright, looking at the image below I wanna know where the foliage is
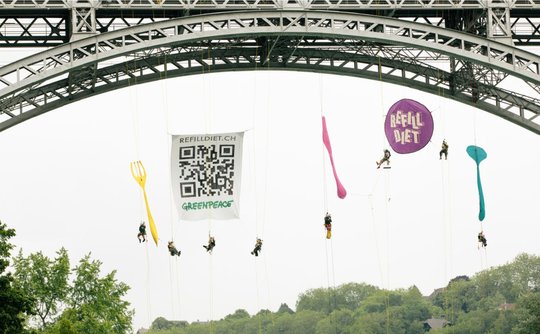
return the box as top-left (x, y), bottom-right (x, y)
top-left (13, 250), bottom-right (133, 334)
top-left (0, 221), bottom-right (33, 334)
top-left (12, 248), bottom-right (70, 328)
top-left (145, 253), bottom-right (540, 334)
top-left (276, 303), bottom-right (294, 314)
top-left (151, 317), bottom-right (188, 331)
top-left (296, 282), bottom-right (379, 314)
top-left (512, 291), bottom-right (540, 334)
top-left (66, 254), bottom-right (133, 333)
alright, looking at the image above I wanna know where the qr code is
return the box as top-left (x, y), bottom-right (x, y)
top-left (177, 144), bottom-right (235, 198)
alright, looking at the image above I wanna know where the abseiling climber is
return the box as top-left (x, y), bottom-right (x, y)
top-left (203, 236), bottom-right (216, 254)
top-left (440, 139), bottom-right (449, 160)
top-left (324, 212), bottom-right (332, 239)
top-left (167, 241), bottom-right (181, 256)
top-left (478, 231), bottom-right (487, 248)
top-left (251, 238), bottom-right (263, 256)
top-left (137, 222), bottom-right (147, 243)
top-left (376, 149), bottom-right (391, 169)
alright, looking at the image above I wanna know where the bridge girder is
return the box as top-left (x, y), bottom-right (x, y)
top-left (0, 11), bottom-right (539, 133)
top-left (1, 1), bottom-right (540, 46)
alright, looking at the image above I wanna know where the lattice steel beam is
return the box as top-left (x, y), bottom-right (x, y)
top-left (71, 6), bottom-right (96, 36)
top-left (0, 10), bottom-right (539, 133)
top-left (1, 11), bottom-right (538, 92)
top-left (1, 0), bottom-right (540, 10)
top-left (1, 1), bottom-right (540, 46)
top-left (1, 43), bottom-right (539, 133)
top-left (0, 12), bottom-right (69, 47)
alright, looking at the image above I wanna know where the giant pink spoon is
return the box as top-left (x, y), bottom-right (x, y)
top-left (322, 116), bottom-right (347, 199)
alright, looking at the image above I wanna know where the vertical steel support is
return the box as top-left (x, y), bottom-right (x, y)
top-left (70, 5), bottom-right (97, 41)
top-left (487, 3), bottom-right (514, 45)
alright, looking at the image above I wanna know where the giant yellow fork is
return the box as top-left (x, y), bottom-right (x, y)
top-left (130, 160), bottom-right (158, 245)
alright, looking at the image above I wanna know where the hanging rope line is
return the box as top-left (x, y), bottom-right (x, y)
top-left (159, 53), bottom-right (174, 236)
top-left (202, 46), bottom-right (215, 232)
top-left (199, 45), bottom-right (216, 334)
top-left (440, 152), bottom-right (456, 327)
top-left (438, 68), bottom-right (451, 326)
top-left (368, 57), bottom-right (390, 333)
top-left (208, 253), bottom-right (215, 334)
top-left (377, 56), bottom-right (387, 149)
top-left (367, 193), bottom-right (386, 292)
top-left (320, 75), bottom-right (329, 213)
top-left (127, 57), bottom-right (156, 328)
top-left (319, 74), bottom-right (338, 334)
top-left (168, 255), bottom-right (177, 317)
top-left (128, 60), bottom-right (141, 161)
top-left (438, 70), bottom-right (447, 138)
top-left (157, 52), bottom-right (180, 320)
top-left (251, 45), bottom-right (260, 238)
top-left (251, 44), bottom-right (267, 334)
top-left (250, 46), bottom-right (263, 334)
top-left (254, 253), bottom-right (263, 334)
top-left (329, 238), bottom-right (337, 297)
top-left (259, 53), bottom-right (271, 240)
top-left (375, 55), bottom-right (392, 334)
top-left (446, 161), bottom-right (456, 334)
top-left (383, 168), bottom-right (392, 334)
top-left (367, 187), bottom-right (390, 334)
top-left (440, 162), bottom-right (448, 276)
top-left (174, 259), bottom-right (182, 320)
top-left (257, 46), bottom-right (276, 333)
top-left (367, 161), bottom-right (387, 292)
top-left (145, 241), bottom-right (152, 325)
top-left (262, 252), bottom-right (274, 326)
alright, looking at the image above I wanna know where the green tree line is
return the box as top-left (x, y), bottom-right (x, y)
top-left (145, 254), bottom-right (540, 334)
top-left (2, 218), bottom-right (540, 334)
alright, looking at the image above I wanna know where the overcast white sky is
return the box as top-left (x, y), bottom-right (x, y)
top-left (1, 49), bottom-right (540, 331)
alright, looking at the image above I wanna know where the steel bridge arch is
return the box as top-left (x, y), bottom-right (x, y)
top-left (0, 10), bottom-right (539, 133)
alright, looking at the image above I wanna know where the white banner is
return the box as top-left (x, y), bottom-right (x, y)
top-left (171, 132), bottom-right (244, 221)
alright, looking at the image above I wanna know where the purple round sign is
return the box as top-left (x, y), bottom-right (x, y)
top-left (384, 99), bottom-right (434, 154)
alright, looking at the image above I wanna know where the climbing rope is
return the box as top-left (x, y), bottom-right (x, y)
top-left (437, 69), bottom-right (452, 326)
top-left (199, 45), bottom-right (216, 334)
top-left (127, 57), bottom-right (156, 327)
top-left (319, 74), bottom-right (338, 334)
top-left (250, 44), bottom-right (274, 334)
top-left (383, 165), bottom-right (392, 334)
top-left (375, 56), bottom-right (392, 334)
top-left (157, 51), bottom-right (184, 321)
top-left (256, 47), bottom-right (276, 333)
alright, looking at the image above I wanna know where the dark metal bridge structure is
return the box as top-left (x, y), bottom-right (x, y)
top-left (0, 0), bottom-right (539, 133)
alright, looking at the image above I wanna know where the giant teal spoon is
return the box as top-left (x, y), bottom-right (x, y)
top-left (466, 145), bottom-right (487, 221)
